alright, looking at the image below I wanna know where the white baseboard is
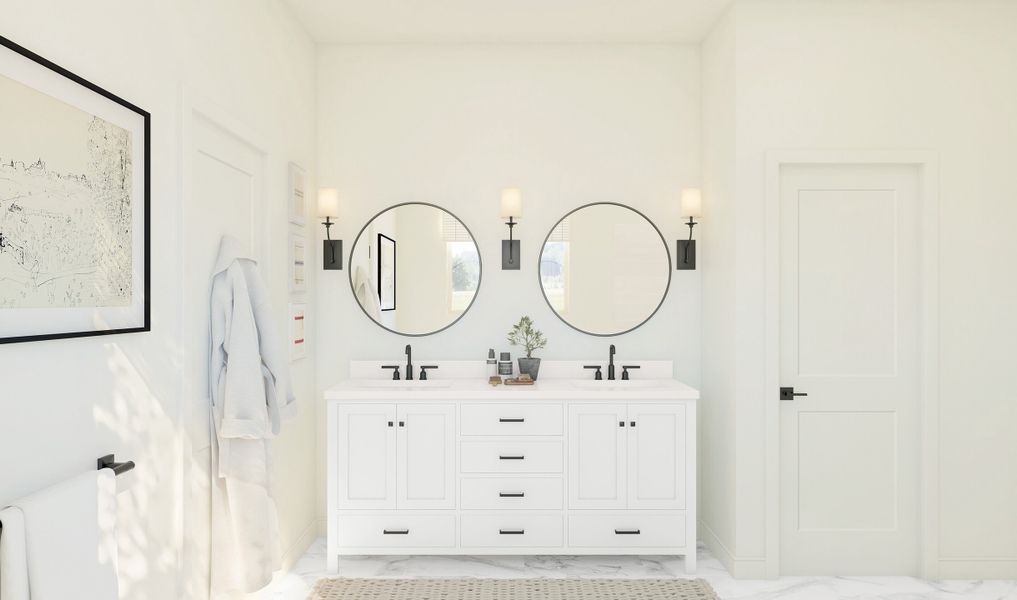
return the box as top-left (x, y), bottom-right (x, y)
top-left (280, 519), bottom-right (319, 570)
top-left (937, 558), bottom-right (1017, 579)
top-left (699, 519), bottom-right (769, 579)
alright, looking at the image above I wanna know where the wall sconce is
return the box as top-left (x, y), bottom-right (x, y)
top-left (318, 187), bottom-right (342, 270)
top-left (501, 188), bottom-right (523, 270)
top-left (677, 188), bottom-right (702, 270)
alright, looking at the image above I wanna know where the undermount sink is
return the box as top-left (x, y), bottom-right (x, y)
top-left (571, 379), bottom-right (661, 389)
top-left (359, 380), bottom-right (453, 389)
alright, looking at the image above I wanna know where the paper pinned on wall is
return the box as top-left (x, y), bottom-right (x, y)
top-left (288, 302), bottom-right (306, 361)
top-left (289, 232), bottom-right (307, 294)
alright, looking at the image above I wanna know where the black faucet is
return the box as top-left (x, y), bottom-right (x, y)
top-left (608, 344), bottom-right (617, 380)
top-left (405, 344), bottom-right (414, 380)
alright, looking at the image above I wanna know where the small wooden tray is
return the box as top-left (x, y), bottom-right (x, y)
top-left (504, 378), bottom-right (535, 386)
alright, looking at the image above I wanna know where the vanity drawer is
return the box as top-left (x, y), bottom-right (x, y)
top-left (460, 441), bottom-right (563, 473)
top-left (461, 404), bottom-right (563, 436)
top-left (568, 513), bottom-right (686, 548)
top-left (461, 477), bottom-right (563, 510)
top-left (336, 514), bottom-right (455, 548)
top-left (461, 514), bottom-right (563, 548)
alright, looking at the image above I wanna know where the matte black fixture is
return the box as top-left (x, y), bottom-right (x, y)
top-left (677, 188), bottom-right (702, 271)
top-left (404, 344), bottom-right (413, 380)
top-left (419, 365), bottom-right (438, 380)
top-left (608, 344), bottom-right (617, 380)
top-left (584, 365), bottom-right (603, 380)
top-left (501, 188), bottom-right (523, 270)
top-left (382, 365), bottom-right (401, 380)
top-left (318, 187), bottom-right (343, 270)
top-left (97, 454), bottom-right (135, 476)
top-left (621, 365), bottom-right (641, 380)
top-left (779, 386), bottom-right (808, 401)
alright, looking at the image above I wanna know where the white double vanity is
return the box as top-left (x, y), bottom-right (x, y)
top-left (326, 361), bottom-right (698, 573)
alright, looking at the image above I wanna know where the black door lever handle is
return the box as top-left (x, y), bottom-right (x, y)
top-left (779, 386), bottom-right (809, 401)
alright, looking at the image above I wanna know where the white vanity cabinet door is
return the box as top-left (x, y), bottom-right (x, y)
top-left (568, 404), bottom-right (627, 509)
top-left (627, 404), bottom-right (686, 510)
top-left (337, 404), bottom-right (397, 509)
top-left (397, 404), bottom-right (456, 509)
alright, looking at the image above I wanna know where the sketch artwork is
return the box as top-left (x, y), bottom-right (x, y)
top-left (0, 73), bottom-right (133, 309)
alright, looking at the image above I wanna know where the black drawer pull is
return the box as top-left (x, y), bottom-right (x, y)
top-left (614, 529), bottom-right (641, 535)
top-left (383, 529), bottom-right (410, 535)
top-left (499, 455), bottom-right (525, 460)
top-left (499, 529), bottom-right (525, 535)
top-left (499, 492), bottom-right (525, 498)
top-left (499, 418), bottom-right (525, 423)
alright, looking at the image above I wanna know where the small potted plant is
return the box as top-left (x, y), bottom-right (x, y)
top-left (508, 316), bottom-right (547, 380)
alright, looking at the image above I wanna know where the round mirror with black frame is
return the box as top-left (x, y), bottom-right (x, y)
top-left (538, 202), bottom-right (671, 336)
top-left (348, 202), bottom-right (482, 336)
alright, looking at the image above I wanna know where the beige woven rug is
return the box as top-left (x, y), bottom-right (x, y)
top-left (308, 578), bottom-right (719, 599)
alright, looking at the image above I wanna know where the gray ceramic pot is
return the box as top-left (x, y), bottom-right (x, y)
top-left (517, 357), bottom-right (542, 380)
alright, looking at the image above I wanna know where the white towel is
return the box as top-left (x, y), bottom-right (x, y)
top-left (353, 265), bottom-right (382, 319)
top-left (0, 470), bottom-right (119, 600)
top-left (0, 506), bottom-right (29, 600)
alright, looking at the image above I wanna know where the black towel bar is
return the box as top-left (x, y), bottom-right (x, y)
top-left (97, 454), bottom-right (135, 476)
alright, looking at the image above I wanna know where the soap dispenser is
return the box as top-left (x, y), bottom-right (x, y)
top-left (486, 349), bottom-right (497, 378)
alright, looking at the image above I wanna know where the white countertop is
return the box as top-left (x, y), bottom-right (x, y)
top-left (324, 377), bottom-right (699, 402)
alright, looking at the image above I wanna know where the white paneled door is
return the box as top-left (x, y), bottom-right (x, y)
top-left (569, 404), bottom-right (627, 509)
top-left (779, 164), bottom-right (921, 575)
top-left (182, 111), bottom-right (266, 599)
top-left (569, 403), bottom-right (687, 511)
top-left (627, 404), bottom-right (686, 510)
top-left (337, 404), bottom-right (397, 509)
top-left (397, 404), bottom-right (456, 509)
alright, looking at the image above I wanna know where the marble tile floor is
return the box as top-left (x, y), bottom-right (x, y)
top-left (264, 538), bottom-right (1017, 600)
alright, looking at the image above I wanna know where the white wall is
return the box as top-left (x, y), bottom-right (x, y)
top-left (699, 5), bottom-right (739, 574)
top-left (700, 0), bottom-right (1017, 579)
top-left (315, 44), bottom-right (701, 523)
top-left (0, 1), bottom-right (318, 598)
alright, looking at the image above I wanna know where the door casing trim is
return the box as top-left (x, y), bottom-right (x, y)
top-left (763, 150), bottom-right (940, 578)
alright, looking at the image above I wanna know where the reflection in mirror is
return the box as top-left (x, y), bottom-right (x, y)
top-left (349, 203), bottom-right (481, 336)
top-left (539, 203), bottom-right (671, 336)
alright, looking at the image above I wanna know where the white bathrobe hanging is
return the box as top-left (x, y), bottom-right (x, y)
top-left (209, 236), bottom-right (296, 595)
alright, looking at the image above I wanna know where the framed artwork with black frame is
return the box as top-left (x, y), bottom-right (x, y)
top-left (0, 35), bottom-right (150, 344)
top-left (377, 233), bottom-right (396, 311)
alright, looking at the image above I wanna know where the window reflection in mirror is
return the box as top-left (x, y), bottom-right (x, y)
top-left (349, 203), bottom-right (481, 336)
top-left (539, 203), bottom-right (670, 336)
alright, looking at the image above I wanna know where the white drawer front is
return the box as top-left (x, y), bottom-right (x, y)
top-left (568, 513), bottom-right (687, 548)
top-left (460, 441), bottom-right (563, 473)
top-left (461, 477), bottom-right (563, 510)
top-left (461, 404), bottom-right (564, 436)
top-left (461, 514), bottom-right (563, 548)
top-left (337, 514), bottom-right (455, 548)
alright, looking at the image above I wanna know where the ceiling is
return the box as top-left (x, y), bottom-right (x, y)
top-left (282, 0), bottom-right (734, 44)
